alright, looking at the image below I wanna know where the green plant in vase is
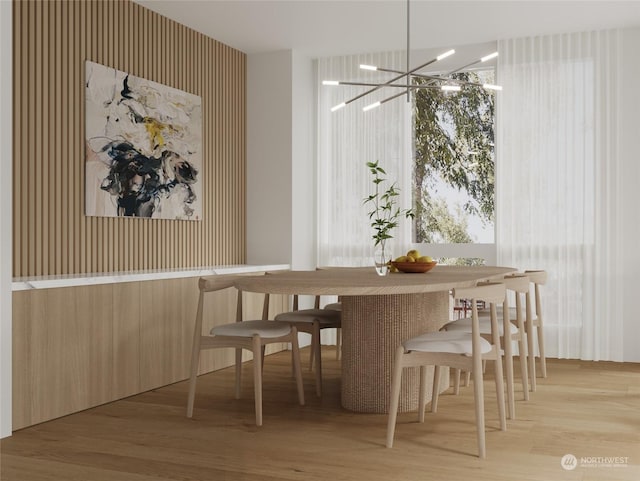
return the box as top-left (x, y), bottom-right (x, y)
top-left (364, 161), bottom-right (414, 275)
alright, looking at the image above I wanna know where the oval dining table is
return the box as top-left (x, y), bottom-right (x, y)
top-left (234, 265), bottom-right (516, 414)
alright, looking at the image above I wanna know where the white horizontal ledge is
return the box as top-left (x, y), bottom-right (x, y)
top-left (12, 264), bottom-right (291, 291)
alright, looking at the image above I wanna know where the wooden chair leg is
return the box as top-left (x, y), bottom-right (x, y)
top-left (431, 365), bottom-right (441, 413)
top-left (312, 321), bottom-right (322, 397)
top-left (492, 356), bottom-right (507, 431)
top-left (418, 365), bottom-right (428, 423)
top-left (290, 328), bottom-right (305, 406)
top-left (186, 340), bottom-right (201, 418)
top-left (188, 295), bottom-right (204, 419)
top-left (309, 336), bottom-right (315, 371)
top-left (290, 328), bottom-right (300, 377)
top-left (234, 348), bottom-right (243, 399)
top-left (464, 370), bottom-right (471, 386)
top-left (527, 317), bottom-right (537, 391)
top-left (472, 357), bottom-right (486, 458)
top-left (291, 347), bottom-right (295, 378)
top-left (503, 337), bottom-right (516, 420)
top-left (517, 328), bottom-right (530, 401)
top-left (252, 336), bottom-right (263, 427)
top-left (537, 323), bottom-right (547, 378)
top-left (386, 346), bottom-right (405, 448)
top-left (453, 369), bottom-right (461, 395)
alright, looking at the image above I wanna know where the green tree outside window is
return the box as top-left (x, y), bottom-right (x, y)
top-left (413, 69), bottom-right (496, 247)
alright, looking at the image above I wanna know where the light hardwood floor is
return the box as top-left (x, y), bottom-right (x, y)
top-left (2, 349), bottom-right (639, 481)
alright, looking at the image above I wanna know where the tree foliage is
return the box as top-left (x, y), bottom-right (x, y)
top-left (413, 70), bottom-right (495, 243)
top-left (417, 196), bottom-right (473, 244)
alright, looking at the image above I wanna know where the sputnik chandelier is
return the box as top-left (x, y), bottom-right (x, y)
top-left (322, 0), bottom-right (502, 112)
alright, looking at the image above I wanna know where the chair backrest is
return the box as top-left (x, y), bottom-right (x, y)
top-left (500, 274), bottom-right (532, 323)
top-left (524, 270), bottom-right (547, 285)
top-left (453, 282), bottom-right (507, 343)
top-left (195, 274), bottom-right (270, 338)
top-left (524, 270), bottom-right (547, 319)
top-left (195, 275), bottom-right (245, 337)
top-left (453, 282), bottom-right (506, 306)
top-left (199, 274), bottom-right (243, 293)
top-left (501, 274), bottom-right (530, 293)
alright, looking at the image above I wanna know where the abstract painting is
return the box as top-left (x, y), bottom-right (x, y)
top-left (85, 60), bottom-right (202, 220)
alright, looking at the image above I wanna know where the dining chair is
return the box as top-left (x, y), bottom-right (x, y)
top-left (315, 267), bottom-right (346, 361)
top-left (445, 274), bottom-right (531, 418)
top-left (386, 282), bottom-right (507, 458)
top-left (272, 293), bottom-right (341, 397)
top-left (524, 270), bottom-right (548, 388)
top-left (316, 298), bottom-right (342, 361)
top-left (295, 295), bottom-right (342, 364)
top-left (186, 275), bottom-right (305, 426)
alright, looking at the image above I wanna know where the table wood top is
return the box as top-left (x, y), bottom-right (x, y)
top-left (234, 265), bottom-right (517, 296)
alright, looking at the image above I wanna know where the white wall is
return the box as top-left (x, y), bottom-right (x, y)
top-left (247, 51), bottom-right (293, 265)
top-left (291, 52), bottom-right (316, 271)
top-left (247, 50), bottom-right (316, 272)
top-left (620, 28), bottom-right (640, 362)
top-left (0, 0), bottom-right (12, 438)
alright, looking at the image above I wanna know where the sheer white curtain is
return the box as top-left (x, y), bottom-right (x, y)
top-left (317, 51), bottom-right (413, 267)
top-left (496, 30), bottom-right (623, 361)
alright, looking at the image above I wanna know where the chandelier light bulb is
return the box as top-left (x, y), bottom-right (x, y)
top-left (362, 101), bottom-right (381, 112)
top-left (323, 80), bottom-right (340, 86)
top-left (436, 49), bottom-right (455, 61)
top-left (331, 102), bottom-right (346, 112)
top-left (481, 52), bottom-right (499, 62)
top-left (483, 83), bottom-right (503, 91)
top-left (441, 85), bottom-right (461, 92)
top-left (360, 64), bottom-right (378, 71)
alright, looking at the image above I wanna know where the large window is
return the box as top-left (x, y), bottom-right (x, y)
top-left (412, 69), bottom-right (496, 250)
top-left (317, 53), bottom-right (496, 268)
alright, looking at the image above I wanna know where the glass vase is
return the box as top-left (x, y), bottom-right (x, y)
top-left (373, 245), bottom-right (391, 276)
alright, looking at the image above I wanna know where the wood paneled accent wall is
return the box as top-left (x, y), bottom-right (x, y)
top-left (13, 0), bottom-right (247, 277)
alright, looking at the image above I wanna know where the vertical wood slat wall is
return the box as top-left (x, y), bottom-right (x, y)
top-left (13, 0), bottom-right (247, 278)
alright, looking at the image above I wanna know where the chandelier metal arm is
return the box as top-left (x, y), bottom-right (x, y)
top-left (372, 57), bottom-right (485, 84)
top-left (343, 56), bottom-right (441, 107)
top-left (373, 67), bottom-right (450, 87)
top-left (335, 81), bottom-right (442, 89)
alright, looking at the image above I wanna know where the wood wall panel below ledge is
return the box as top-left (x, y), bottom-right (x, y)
top-left (12, 276), bottom-right (290, 431)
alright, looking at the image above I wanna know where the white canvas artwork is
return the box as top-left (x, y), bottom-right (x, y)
top-left (85, 60), bottom-right (202, 220)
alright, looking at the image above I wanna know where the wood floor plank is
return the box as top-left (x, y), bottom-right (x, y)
top-left (2, 352), bottom-right (639, 481)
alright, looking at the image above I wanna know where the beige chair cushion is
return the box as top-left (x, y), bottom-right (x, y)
top-left (323, 302), bottom-right (342, 311)
top-left (211, 320), bottom-right (291, 338)
top-left (275, 308), bottom-right (341, 325)
top-left (478, 306), bottom-right (525, 321)
top-left (403, 331), bottom-right (492, 355)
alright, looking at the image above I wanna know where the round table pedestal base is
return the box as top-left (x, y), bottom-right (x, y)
top-left (341, 291), bottom-right (449, 414)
